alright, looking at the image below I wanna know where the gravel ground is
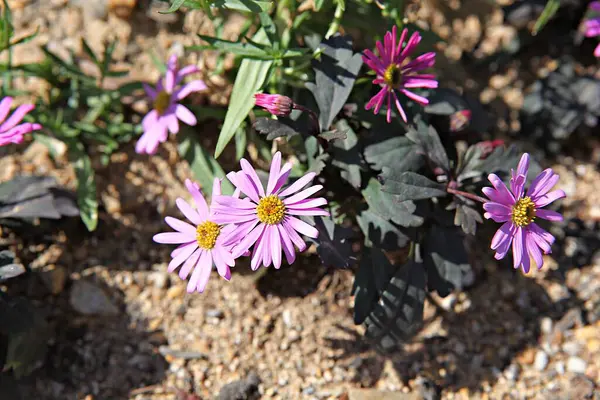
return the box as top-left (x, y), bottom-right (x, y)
top-left (1, 1), bottom-right (599, 399)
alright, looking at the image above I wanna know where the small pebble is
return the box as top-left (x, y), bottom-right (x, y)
top-left (555, 361), bottom-right (565, 374)
top-left (540, 317), bottom-right (553, 335)
top-left (282, 309), bottom-right (293, 327)
top-left (562, 341), bottom-right (581, 356)
top-left (206, 309), bottom-right (224, 318)
top-left (566, 356), bottom-right (587, 374)
top-left (534, 351), bottom-right (549, 371)
top-left (504, 364), bottom-right (520, 381)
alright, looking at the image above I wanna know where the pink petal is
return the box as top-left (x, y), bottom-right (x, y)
top-left (534, 190), bottom-right (566, 208)
top-left (287, 208), bottom-right (330, 216)
top-left (251, 230), bottom-right (267, 270)
top-left (233, 223), bottom-right (265, 258)
top-left (392, 91), bottom-right (408, 123)
top-left (486, 174), bottom-right (515, 205)
top-left (168, 242), bottom-right (198, 272)
top-left (271, 162), bottom-right (293, 195)
top-left (240, 158), bottom-right (266, 197)
top-left (223, 219), bottom-right (259, 248)
top-left (165, 216), bottom-right (197, 236)
top-left (176, 65), bottom-right (200, 83)
top-left (282, 219), bottom-right (307, 251)
top-left (165, 55), bottom-right (177, 93)
top-left (512, 227), bottom-right (524, 269)
top-left (266, 152), bottom-right (282, 196)
top-left (283, 185), bottom-right (323, 205)
top-left (185, 179), bottom-right (209, 220)
top-left (164, 112), bottom-right (179, 135)
top-left (154, 232), bottom-right (194, 244)
top-left (189, 251), bottom-right (212, 292)
top-left (261, 227), bottom-right (272, 268)
top-left (279, 172), bottom-right (316, 198)
top-left (0, 97), bottom-right (13, 123)
top-left (230, 170), bottom-right (260, 203)
top-left (143, 83), bottom-right (157, 100)
top-left (0, 104), bottom-right (34, 132)
top-left (175, 104), bottom-right (197, 126)
top-left (400, 89), bottom-right (429, 105)
top-left (174, 80), bottom-right (207, 101)
top-left (211, 247), bottom-right (231, 279)
top-left (528, 223), bottom-right (554, 253)
top-left (536, 209), bottom-right (563, 222)
top-left (285, 216), bottom-right (319, 238)
top-left (211, 213), bottom-right (258, 225)
top-left (269, 226), bottom-right (282, 269)
top-left (491, 222), bottom-right (512, 250)
top-left (286, 197), bottom-right (327, 209)
top-left (482, 202), bottom-right (512, 220)
top-left (175, 198), bottom-right (203, 226)
top-left (179, 248), bottom-right (202, 280)
top-left (277, 224), bottom-right (296, 265)
top-left (526, 168), bottom-right (557, 199)
top-left (526, 232), bottom-right (543, 270)
top-left (213, 195), bottom-right (256, 209)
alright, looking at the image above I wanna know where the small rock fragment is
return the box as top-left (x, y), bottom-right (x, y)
top-left (69, 280), bottom-right (119, 316)
top-left (566, 356), bottom-right (587, 374)
top-left (534, 350), bottom-right (549, 371)
top-left (217, 372), bottom-right (260, 400)
top-left (39, 265), bottom-right (68, 294)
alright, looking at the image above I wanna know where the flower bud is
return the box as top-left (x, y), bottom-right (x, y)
top-left (254, 93), bottom-right (294, 117)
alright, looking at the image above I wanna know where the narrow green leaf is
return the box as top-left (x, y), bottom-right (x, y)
top-left (192, 34), bottom-right (271, 58)
top-left (214, 29), bottom-right (272, 158)
top-left (160, 0), bottom-right (186, 13)
top-left (69, 143), bottom-right (98, 231)
top-left (258, 11), bottom-right (277, 46)
top-left (81, 38), bottom-right (99, 65)
top-left (178, 130), bottom-right (234, 196)
top-left (212, 0), bottom-right (273, 12)
top-left (101, 41), bottom-right (117, 77)
top-left (235, 123), bottom-right (247, 160)
top-left (532, 0), bottom-right (560, 35)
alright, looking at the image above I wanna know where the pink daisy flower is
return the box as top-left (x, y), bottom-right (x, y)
top-left (254, 93), bottom-right (294, 116)
top-left (153, 178), bottom-right (237, 293)
top-left (362, 26), bottom-right (438, 123)
top-left (136, 55), bottom-right (207, 154)
top-left (211, 152), bottom-right (329, 270)
top-left (482, 153), bottom-right (566, 273)
top-left (0, 97), bottom-right (42, 147)
top-left (584, 1), bottom-right (600, 57)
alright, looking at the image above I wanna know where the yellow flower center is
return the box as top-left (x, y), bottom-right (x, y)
top-left (256, 195), bottom-right (286, 225)
top-left (153, 91), bottom-right (171, 115)
top-left (511, 197), bottom-right (536, 227)
top-left (196, 221), bottom-right (221, 249)
top-left (383, 64), bottom-right (402, 88)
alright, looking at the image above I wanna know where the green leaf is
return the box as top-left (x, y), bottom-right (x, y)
top-left (212, 0), bottom-right (273, 12)
top-left (178, 130), bottom-right (234, 196)
top-left (352, 247), bottom-right (396, 324)
top-left (214, 29), bottom-right (273, 158)
top-left (69, 143), bottom-right (98, 231)
top-left (532, 0), bottom-right (560, 35)
top-left (160, 0), bottom-right (186, 13)
top-left (81, 38), bottom-right (99, 65)
top-left (363, 257), bottom-right (426, 353)
top-left (363, 136), bottom-right (422, 172)
top-left (307, 215), bottom-right (355, 268)
top-left (0, 250), bottom-right (25, 282)
top-left (362, 178), bottom-right (423, 228)
top-left (235, 123), bottom-right (247, 160)
top-left (306, 34), bottom-right (363, 131)
top-left (380, 170), bottom-right (447, 201)
top-left (405, 119), bottom-right (450, 173)
top-left (331, 119), bottom-right (362, 189)
top-left (192, 34), bottom-right (272, 59)
top-left (258, 11), bottom-right (277, 46)
top-left (32, 133), bottom-right (66, 159)
top-left (423, 226), bottom-right (472, 297)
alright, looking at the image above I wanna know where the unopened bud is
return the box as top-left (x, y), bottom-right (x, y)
top-left (254, 93), bottom-right (294, 117)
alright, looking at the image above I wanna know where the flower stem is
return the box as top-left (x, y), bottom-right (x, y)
top-left (446, 187), bottom-right (487, 203)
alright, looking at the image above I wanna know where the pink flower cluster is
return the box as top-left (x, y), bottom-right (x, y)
top-left (153, 152), bottom-right (329, 293)
top-left (585, 2), bottom-right (600, 57)
top-left (0, 97), bottom-right (42, 147)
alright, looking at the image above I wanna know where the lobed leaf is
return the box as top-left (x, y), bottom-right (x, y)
top-left (422, 226), bottom-right (472, 297)
top-left (363, 135), bottom-right (422, 172)
top-left (331, 119), bottom-right (362, 189)
top-left (306, 34), bottom-right (363, 131)
top-left (405, 118), bottom-right (450, 172)
top-left (362, 257), bottom-right (427, 353)
top-left (380, 170), bottom-right (447, 201)
top-left (307, 215), bottom-right (355, 269)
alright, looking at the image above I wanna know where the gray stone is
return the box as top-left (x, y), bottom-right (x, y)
top-left (70, 0), bottom-right (108, 19)
top-left (40, 265), bottom-right (68, 294)
top-left (69, 280), bottom-right (119, 316)
top-left (534, 350), bottom-right (549, 371)
top-left (206, 309), bottom-right (224, 318)
top-left (348, 388), bottom-right (421, 400)
top-left (566, 356), bottom-right (587, 374)
top-left (562, 341), bottom-right (581, 356)
top-left (504, 363), bottom-right (520, 381)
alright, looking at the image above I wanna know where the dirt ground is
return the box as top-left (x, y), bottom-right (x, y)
top-left (1, 0), bottom-right (599, 399)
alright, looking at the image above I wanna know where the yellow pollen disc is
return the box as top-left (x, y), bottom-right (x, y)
top-left (383, 64), bottom-right (401, 88)
top-left (153, 91), bottom-right (171, 115)
top-left (256, 195), bottom-right (286, 225)
top-left (196, 221), bottom-right (221, 250)
top-left (511, 196), bottom-right (536, 227)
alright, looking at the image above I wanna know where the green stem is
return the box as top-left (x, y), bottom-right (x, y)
top-left (325, 0), bottom-right (345, 39)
